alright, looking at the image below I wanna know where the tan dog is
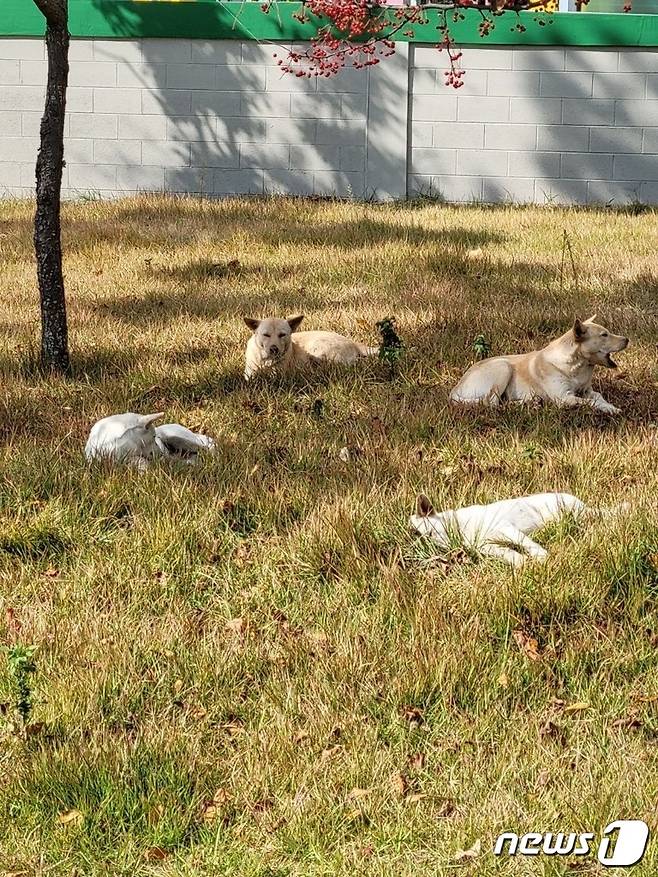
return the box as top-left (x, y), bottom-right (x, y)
top-left (450, 316), bottom-right (629, 414)
top-left (243, 314), bottom-right (377, 380)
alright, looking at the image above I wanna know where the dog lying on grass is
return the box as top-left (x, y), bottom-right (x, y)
top-left (450, 316), bottom-right (629, 414)
top-left (410, 492), bottom-right (627, 567)
top-left (85, 413), bottom-right (215, 470)
top-left (243, 314), bottom-right (378, 380)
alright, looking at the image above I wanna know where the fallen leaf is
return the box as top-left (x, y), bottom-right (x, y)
top-left (406, 793), bottom-right (427, 803)
top-left (42, 567), bottom-right (60, 578)
top-left (2, 871), bottom-right (30, 877)
top-left (338, 446), bottom-right (351, 463)
top-left (512, 629), bottom-right (541, 661)
top-left (173, 679), bottom-right (183, 695)
top-left (408, 752), bottom-right (425, 771)
top-left (145, 847), bottom-right (169, 862)
top-left (292, 787), bottom-right (309, 809)
top-left (346, 787), bottom-right (370, 802)
top-left (498, 671), bottom-right (509, 688)
top-left (455, 839), bottom-right (481, 861)
top-left (611, 714), bottom-right (642, 730)
top-left (57, 809), bottom-right (83, 827)
top-left (320, 744), bottom-right (342, 762)
top-left (535, 769), bottom-right (551, 789)
top-left (293, 729), bottom-right (310, 745)
top-left (437, 799), bottom-right (456, 817)
top-left (540, 719), bottom-right (567, 747)
top-left (564, 701), bottom-right (590, 714)
top-left (202, 802), bottom-right (219, 823)
top-left (400, 705), bottom-right (424, 728)
top-left (466, 247), bottom-right (483, 260)
top-left (225, 617), bottom-right (246, 635)
top-left (389, 772), bottom-right (407, 797)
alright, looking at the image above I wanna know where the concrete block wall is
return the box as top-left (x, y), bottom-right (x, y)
top-left (409, 44), bottom-right (658, 205)
top-left (0, 36), bottom-right (656, 205)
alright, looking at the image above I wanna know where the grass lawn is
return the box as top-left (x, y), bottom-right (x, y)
top-left (0, 195), bottom-right (657, 876)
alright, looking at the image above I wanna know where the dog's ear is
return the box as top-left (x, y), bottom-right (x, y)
top-left (416, 494), bottom-right (434, 517)
top-left (244, 317), bottom-right (261, 332)
top-left (585, 313), bottom-right (598, 324)
top-left (573, 318), bottom-right (587, 341)
top-left (286, 314), bottom-right (304, 333)
top-left (142, 412), bottom-right (165, 429)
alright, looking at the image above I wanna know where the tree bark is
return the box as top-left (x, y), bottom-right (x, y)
top-left (34, 1), bottom-right (70, 373)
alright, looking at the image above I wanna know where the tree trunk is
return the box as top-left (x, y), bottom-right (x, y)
top-left (34, 6), bottom-right (70, 373)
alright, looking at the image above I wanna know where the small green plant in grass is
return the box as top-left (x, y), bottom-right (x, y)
top-left (376, 317), bottom-right (404, 372)
top-left (6, 644), bottom-right (37, 726)
top-left (473, 334), bottom-right (492, 360)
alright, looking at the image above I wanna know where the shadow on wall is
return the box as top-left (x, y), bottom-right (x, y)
top-left (87, 0), bottom-right (387, 200)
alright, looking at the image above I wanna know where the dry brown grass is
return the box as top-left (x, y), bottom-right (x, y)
top-left (0, 194), bottom-right (657, 876)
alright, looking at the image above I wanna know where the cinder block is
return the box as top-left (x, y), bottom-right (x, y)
top-left (316, 120), bottom-right (364, 146)
top-left (412, 68), bottom-right (437, 95)
top-left (68, 41), bottom-right (94, 62)
top-left (413, 123), bottom-right (433, 148)
top-left (487, 70), bottom-right (540, 97)
top-left (291, 94), bottom-right (339, 119)
top-left (647, 74), bottom-right (658, 96)
top-left (593, 73), bottom-right (646, 99)
top-left (482, 176), bottom-right (535, 204)
top-left (0, 39), bottom-right (43, 61)
top-left (142, 89), bottom-right (190, 115)
top-left (94, 88), bottom-right (141, 114)
top-left (290, 144), bottom-right (340, 171)
top-left (191, 91), bottom-right (241, 116)
top-left (166, 115), bottom-right (218, 142)
top-left (117, 63), bottom-right (167, 89)
top-left (484, 124), bottom-right (536, 151)
top-left (213, 168), bottom-right (263, 195)
top-left (587, 179), bottom-right (639, 204)
top-left (20, 161), bottom-right (40, 187)
top-left (448, 70), bottom-right (487, 97)
top-left (141, 39), bottom-right (192, 64)
top-left (561, 153), bottom-right (612, 181)
top-left (0, 111), bottom-right (21, 136)
top-left (615, 99), bottom-right (658, 126)
top-left (614, 154), bottom-right (658, 181)
top-left (118, 114), bottom-right (167, 141)
top-left (69, 113), bottom-right (117, 139)
top-left (245, 93), bottom-right (291, 118)
top-left (69, 61), bottom-right (117, 88)
top-left (263, 169), bottom-right (314, 196)
top-left (448, 47), bottom-right (514, 71)
top-left (619, 49), bottom-right (658, 73)
top-left (565, 49), bottom-right (618, 73)
top-left (317, 67), bottom-right (366, 94)
top-left (0, 61), bottom-right (19, 85)
top-left (94, 139), bottom-right (140, 165)
top-left (0, 161), bottom-right (21, 187)
top-left (512, 48), bottom-right (566, 72)
top-left (340, 145), bottom-right (365, 172)
top-left (64, 138), bottom-right (94, 164)
top-left (0, 86), bottom-right (44, 111)
top-left (19, 61), bottom-right (47, 86)
top-left (590, 126), bottom-right (643, 154)
top-left (508, 151), bottom-right (561, 179)
top-left (67, 87), bottom-right (94, 113)
top-left (165, 167), bottom-right (214, 193)
top-left (455, 149), bottom-right (506, 177)
top-left (536, 178), bottom-right (588, 205)
top-left (116, 165), bottom-right (165, 191)
top-left (167, 64), bottom-right (215, 90)
top-left (266, 69), bottom-right (318, 93)
top-left (216, 66), bottom-right (266, 91)
top-left (217, 118), bottom-right (267, 143)
top-left (0, 136), bottom-right (38, 162)
top-left (413, 148), bottom-right (457, 175)
top-left (241, 43), bottom-right (284, 66)
top-left (240, 143), bottom-right (289, 170)
top-left (407, 173), bottom-right (432, 198)
top-left (341, 93), bottom-right (367, 119)
top-left (191, 41), bottom-right (242, 65)
top-left (563, 99), bottom-right (615, 125)
top-left (266, 118), bottom-right (316, 143)
top-left (93, 40), bottom-right (142, 63)
top-left (457, 96), bottom-right (510, 123)
top-left (142, 140), bottom-right (191, 167)
top-left (412, 94), bottom-right (456, 122)
top-left (428, 174), bottom-right (484, 202)
top-left (540, 72), bottom-right (593, 99)
top-left (313, 170), bottom-right (363, 197)
top-left (537, 124), bottom-right (589, 152)
top-left (510, 97), bottom-right (561, 124)
top-left (68, 163), bottom-right (117, 190)
top-left (643, 128), bottom-right (658, 154)
top-left (190, 142), bottom-right (240, 168)
top-left (639, 181), bottom-right (658, 203)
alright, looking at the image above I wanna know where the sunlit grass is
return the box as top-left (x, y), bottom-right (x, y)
top-left (0, 194), bottom-right (657, 876)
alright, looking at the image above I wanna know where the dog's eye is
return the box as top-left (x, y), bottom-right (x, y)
top-left (601, 332), bottom-right (608, 337)
top-left (278, 333), bottom-right (287, 339)
top-left (263, 333), bottom-right (271, 338)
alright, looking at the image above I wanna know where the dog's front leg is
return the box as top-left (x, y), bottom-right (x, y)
top-left (583, 388), bottom-right (621, 415)
top-left (479, 542), bottom-right (527, 567)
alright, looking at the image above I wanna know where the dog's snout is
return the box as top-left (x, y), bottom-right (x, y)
top-left (269, 345), bottom-right (279, 356)
top-left (621, 337), bottom-right (630, 349)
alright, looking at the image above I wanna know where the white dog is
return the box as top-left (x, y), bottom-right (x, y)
top-left (243, 314), bottom-right (377, 380)
top-left (85, 412), bottom-right (215, 470)
top-left (410, 492), bottom-right (625, 567)
top-left (450, 316), bottom-right (629, 414)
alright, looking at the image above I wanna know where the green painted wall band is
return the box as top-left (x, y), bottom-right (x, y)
top-left (2, 1), bottom-right (657, 47)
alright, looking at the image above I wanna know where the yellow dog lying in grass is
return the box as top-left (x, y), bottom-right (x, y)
top-left (450, 316), bottom-right (629, 414)
top-left (243, 314), bottom-right (377, 380)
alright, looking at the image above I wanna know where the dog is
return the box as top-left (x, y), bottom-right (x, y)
top-left (410, 492), bottom-right (626, 567)
top-left (85, 412), bottom-right (215, 470)
top-left (243, 314), bottom-right (378, 380)
top-left (450, 316), bottom-right (629, 414)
